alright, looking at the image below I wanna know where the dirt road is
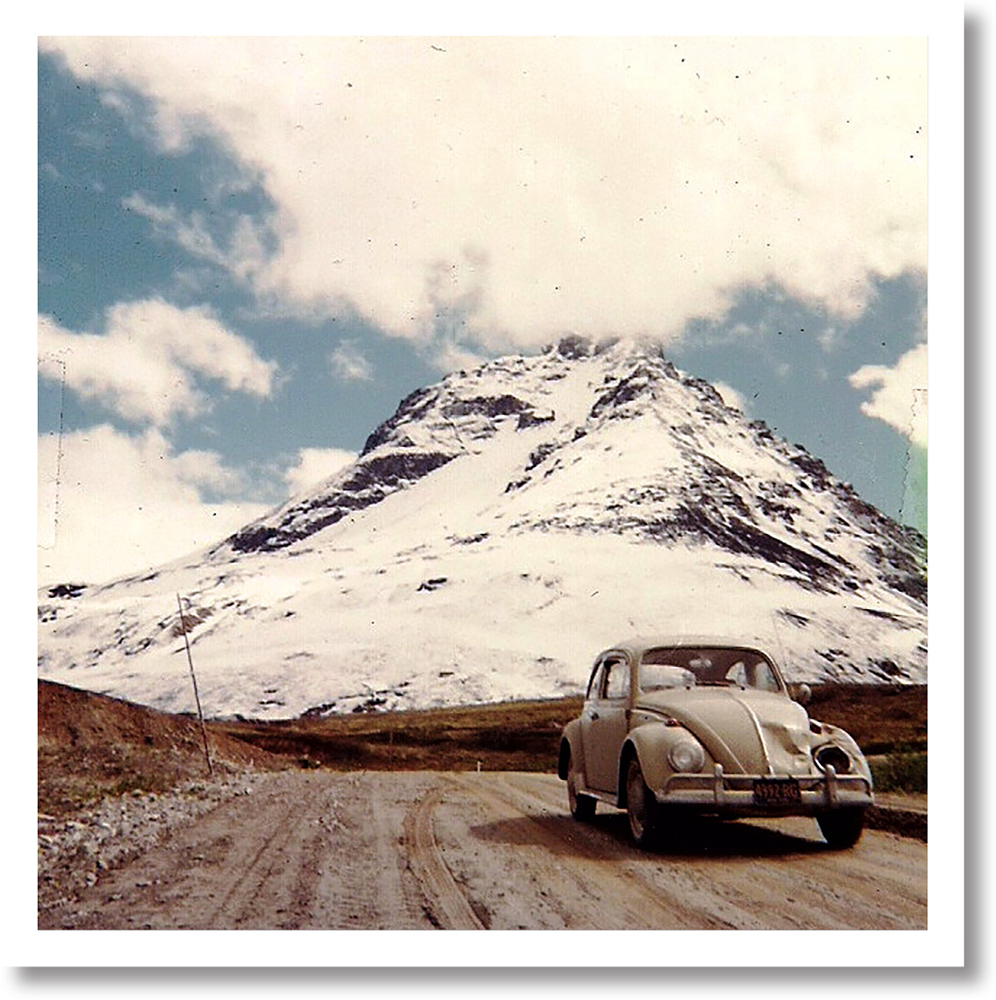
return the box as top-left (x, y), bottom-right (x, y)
top-left (39, 770), bottom-right (927, 930)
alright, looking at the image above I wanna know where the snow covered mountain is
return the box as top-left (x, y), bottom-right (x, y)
top-left (37, 336), bottom-right (927, 720)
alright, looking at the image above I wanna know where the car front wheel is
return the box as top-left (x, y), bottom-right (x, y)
top-left (625, 757), bottom-right (659, 848)
top-left (817, 807), bottom-right (866, 849)
top-left (567, 751), bottom-right (596, 821)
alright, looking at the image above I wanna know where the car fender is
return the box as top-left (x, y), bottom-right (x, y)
top-left (558, 719), bottom-right (587, 782)
top-left (815, 722), bottom-right (873, 784)
top-left (617, 723), bottom-right (695, 807)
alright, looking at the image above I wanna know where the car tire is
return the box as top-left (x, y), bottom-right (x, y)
top-left (817, 807), bottom-right (866, 849)
top-left (625, 756), bottom-right (659, 848)
top-left (567, 752), bottom-right (597, 821)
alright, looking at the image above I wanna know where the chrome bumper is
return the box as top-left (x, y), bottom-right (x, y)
top-left (657, 763), bottom-right (873, 815)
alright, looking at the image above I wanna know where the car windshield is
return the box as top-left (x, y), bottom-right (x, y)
top-left (639, 646), bottom-right (782, 693)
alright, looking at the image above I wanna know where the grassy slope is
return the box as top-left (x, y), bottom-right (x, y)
top-left (216, 682), bottom-right (926, 771)
top-left (38, 680), bottom-right (926, 817)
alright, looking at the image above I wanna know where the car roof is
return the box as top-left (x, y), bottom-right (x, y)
top-left (603, 636), bottom-right (774, 658)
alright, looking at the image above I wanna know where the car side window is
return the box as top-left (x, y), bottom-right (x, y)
top-left (585, 660), bottom-right (602, 700)
top-left (602, 658), bottom-right (629, 700)
top-left (724, 658), bottom-right (781, 691)
top-left (751, 659), bottom-right (780, 692)
top-left (726, 661), bottom-right (748, 686)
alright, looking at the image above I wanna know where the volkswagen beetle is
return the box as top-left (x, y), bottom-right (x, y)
top-left (558, 637), bottom-right (873, 849)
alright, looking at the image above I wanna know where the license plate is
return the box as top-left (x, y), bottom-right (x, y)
top-left (753, 779), bottom-right (801, 806)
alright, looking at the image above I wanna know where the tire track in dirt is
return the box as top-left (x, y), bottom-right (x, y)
top-left (206, 798), bottom-right (305, 927)
top-left (368, 773), bottom-right (434, 928)
top-left (402, 778), bottom-right (487, 929)
top-left (309, 771), bottom-right (442, 929)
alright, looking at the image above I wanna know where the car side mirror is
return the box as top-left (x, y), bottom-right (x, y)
top-left (791, 683), bottom-right (812, 706)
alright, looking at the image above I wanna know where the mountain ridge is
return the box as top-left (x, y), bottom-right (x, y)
top-left (38, 335), bottom-right (927, 720)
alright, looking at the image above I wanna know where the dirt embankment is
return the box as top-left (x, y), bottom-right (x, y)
top-left (38, 680), bottom-right (284, 817)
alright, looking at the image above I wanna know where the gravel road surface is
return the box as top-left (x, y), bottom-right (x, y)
top-left (38, 770), bottom-right (927, 930)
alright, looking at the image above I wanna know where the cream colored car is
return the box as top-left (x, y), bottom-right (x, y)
top-left (558, 637), bottom-right (873, 849)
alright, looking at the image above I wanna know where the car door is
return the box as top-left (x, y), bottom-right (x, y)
top-left (579, 654), bottom-right (631, 793)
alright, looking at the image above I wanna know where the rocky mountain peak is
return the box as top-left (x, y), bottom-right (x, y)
top-left (220, 338), bottom-right (924, 613)
top-left (220, 338), bottom-right (699, 555)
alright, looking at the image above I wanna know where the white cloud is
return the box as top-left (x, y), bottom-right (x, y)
top-left (41, 36), bottom-right (927, 353)
top-left (428, 338), bottom-right (489, 376)
top-left (848, 344), bottom-right (928, 447)
top-left (713, 381), bottom-right (746, 412)
top-left (283, 447), bottom-right (357, 495)
top-left (329, 340), bottom-right (373, 382)
top-left (38, 299), bottom-right (277, 427)
top-left (122, 192), bottom-right (267, 281)
top-left (38, 425), bottom-right (271, 585)
top-left (818, 325), bottom-right (842, 352)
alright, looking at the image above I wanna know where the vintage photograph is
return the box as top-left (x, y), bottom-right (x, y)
top-left (27, 25), bottom-right (957, 962)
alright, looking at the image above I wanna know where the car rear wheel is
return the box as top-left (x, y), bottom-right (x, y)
top-left (567, 752), bottom-right (596, 821)
top-left (817, 807), bottom-right (866, 849)
top-left (625, 757), bottom-right (659, 848)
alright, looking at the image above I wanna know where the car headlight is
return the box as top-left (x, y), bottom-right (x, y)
top-left (814, 744), bottom-right (852, 774)
top-left (668, 738), bottom-right (706, 773)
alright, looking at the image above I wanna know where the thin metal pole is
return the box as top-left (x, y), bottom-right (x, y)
top-left (177, 593), bottom-right (213, 777)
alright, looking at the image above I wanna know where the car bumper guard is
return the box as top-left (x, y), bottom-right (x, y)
top-left (657, 763), bottom-right (873, 814)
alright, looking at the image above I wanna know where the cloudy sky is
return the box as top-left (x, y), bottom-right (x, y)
top-left (36, 32), bottom-right (937, 586)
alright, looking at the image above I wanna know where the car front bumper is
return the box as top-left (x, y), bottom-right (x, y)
top-left (655, 763), bottom-right (873, 817)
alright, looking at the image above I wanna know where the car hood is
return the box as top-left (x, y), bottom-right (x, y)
top-left (637, 688), bottom-right (814, 776)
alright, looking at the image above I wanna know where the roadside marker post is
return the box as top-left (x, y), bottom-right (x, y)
top-left (177, 593), bottom-right (214, 778)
